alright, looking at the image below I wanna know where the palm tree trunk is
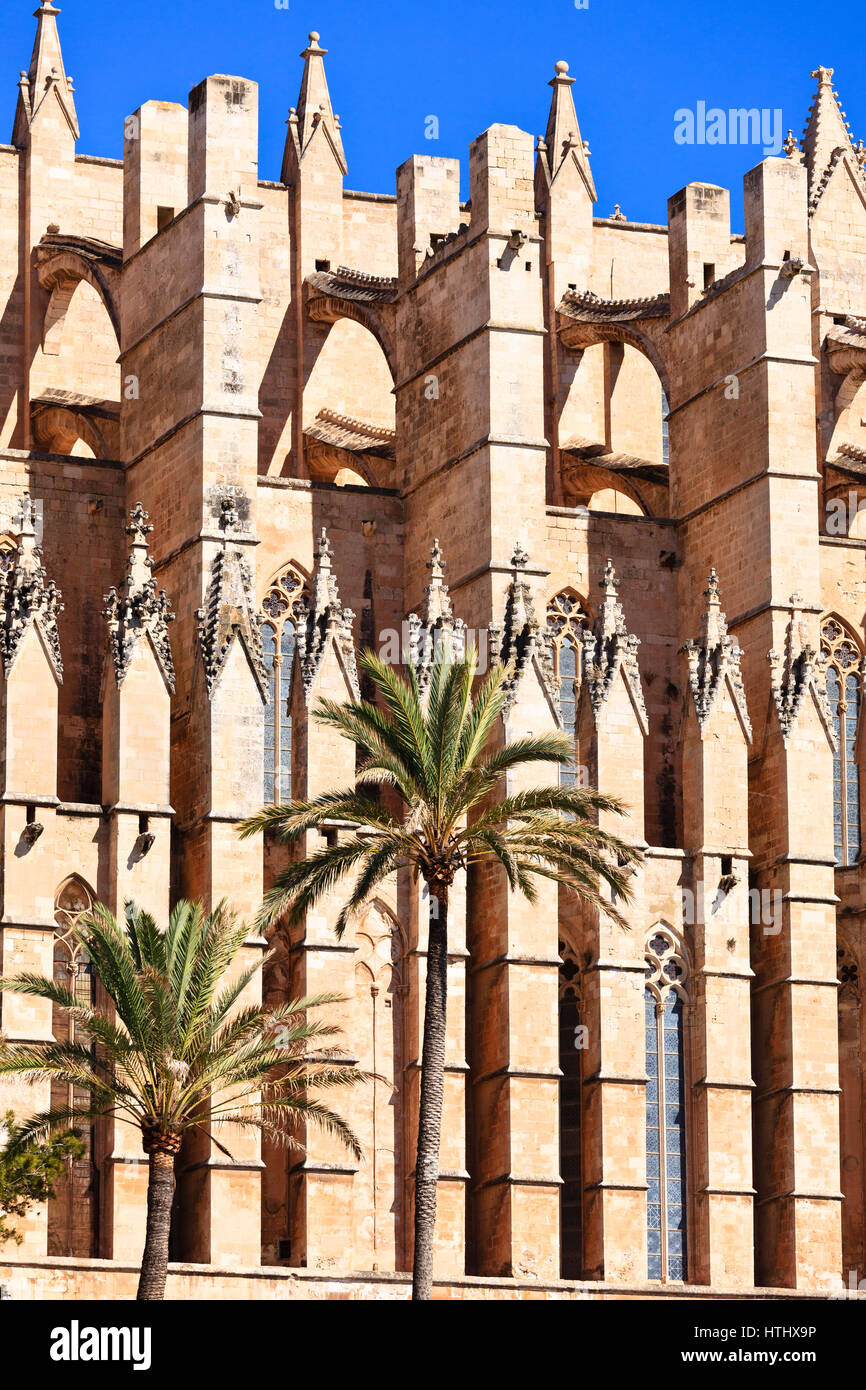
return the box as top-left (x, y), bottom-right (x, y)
top-left (136, 1148), bottom-right (175, 1301)
top-left (412, 889), bottom-right (448, 1300)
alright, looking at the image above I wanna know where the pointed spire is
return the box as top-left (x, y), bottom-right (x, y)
top-left (801, 65), bottom-right (859, 210)
top-left (295, 527), bottom-right (359, 704)
top-left (103, 504), bottom-right (175, 692)
top-left (768, 593), bottom-right (835, 747)
top-left (537, 59), bottom-right (596, 201)
top-left (682, 570), bottom-right (750, 738)
top-left (197, 539), bottom-right (268, 701)
top-left (581, 559), bottom-right (647, 731)
top-left (406, 540), bottom-right (466, 695)
top-left (0, 491), bottom-right (63, 681)
top-left (12, 2), bottom-right (79, 146)
top-left (282, 31), bottom-right (347, 179)
top-left (488, 541), bottom-right (558, 714)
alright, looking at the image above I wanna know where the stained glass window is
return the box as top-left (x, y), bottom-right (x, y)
top-left (822, 618), bottom-right (862, 867)
top-left (645, 929), bottom-right (689, 1282)
top-left (261, 567), bottom-right (305, 804)
top-left (547, 591), bottom-right (589, 788)
top-left (661, 388), bottom-right (670, 467)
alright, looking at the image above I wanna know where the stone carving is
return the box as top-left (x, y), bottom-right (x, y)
top-left (581, 559), bottom-right (648, 732)
top-left (103, 503), bottom-right (175, 692)
top-left (768, 594), bottom-right (836, 748)
top-left (488, 541), bottom-right (559, 715)
top-left (682, 570), bottom-right (751, 738)
top-left (294, 528), bottom-right (359, 705)
top-left (197, 540), bottom-right (268, 700)
top-left (406, 539), bottom-right (466, 696)
top-left (0, 492), bottom-right (63, 682)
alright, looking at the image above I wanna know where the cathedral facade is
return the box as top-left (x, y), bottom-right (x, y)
top-left (0, 4), bottom-right (865, 1298)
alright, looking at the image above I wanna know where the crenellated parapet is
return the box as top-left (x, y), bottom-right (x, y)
top-left (581, 559), bottom-right (648, 733)
top-left (682, 569), bottom-right (751, 739)
top-left (0, 492), bottom-right (63, 684)
top-left (406, 539), bottom-right (466, 695)
top-left (103, 503), bottom-right (175, 693)
top-left (295, 528), bottom-right (359, 705)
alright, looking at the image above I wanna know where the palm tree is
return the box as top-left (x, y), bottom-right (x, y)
top-left (239, 645), bottom-right (641, 1300)
top-left (0, 899), bottom-right (364, 1300)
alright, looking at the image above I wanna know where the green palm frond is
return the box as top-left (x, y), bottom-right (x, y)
top-left (0, 899), bottom-right (364, 1164)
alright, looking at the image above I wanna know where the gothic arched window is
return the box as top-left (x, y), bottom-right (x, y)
top-left (547, 591), bottom-right (589, 788)
top-left (49, 876), bottom-right (99, 1258)
top-left (559, 940), bottom-right (583, 1278)
top-left (261, 567), bottom-right (306, 804)
top-left (644, 927), bottom-right (689, 1283)
top-left (821, 618), bottom-right (863, 867)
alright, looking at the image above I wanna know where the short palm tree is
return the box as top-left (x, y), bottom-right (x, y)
top-left (0, 900), bottom-right (364, 1300)
top-left (240, 645), bottom-right (641, 1300)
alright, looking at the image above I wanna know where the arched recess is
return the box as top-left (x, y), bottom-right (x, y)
top-left (556, 298), bottom-right (672, 514)
top-left (644, 922), bottom-right (691, 1284)
top-left (837, 938), bottom-right (865, 1278)
top-left (36, 241), bottom-right (122, 350)
top-left (30, 397), bottom-right (119, 459)
top-left (352, 899), bottom-right (407, 1272)
top-left (301, 317), bottom-right (396, 488)
top-left (48, 875), bottom-right (100, 1259)
top-left (31, 240), bottom-right (122, 457)
top-left (820, 615), bottom-right (865, 867)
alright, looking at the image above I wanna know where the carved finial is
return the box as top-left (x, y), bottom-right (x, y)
top-left (423, 538), bottom-right (453, 624)
top-left (554, 59), bottom-right (570, 77)
top-left (127, 501), bottom-right (153, 546)
top-left (682, 569), bottom-right (750, 737)
top-left (103, 506), bottom-right (174, 692)
top-left (783, 129), bottom-right (800, 157)
top-left (855, 139), bottom-right (866, 171)
top-left (768, 593), bottom-right (834, 747)
top-left (810, 65), bottom-right (834, 85)
top-left (0, 492), bottom-right (63, 681)
top-left (581, 559), bottom-right (648, 731)
top-left (610, 204), bottom-right (626, 221)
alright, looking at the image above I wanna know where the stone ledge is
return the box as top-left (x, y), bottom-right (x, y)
top-left (0, 1256), bottom-right (843, 1301)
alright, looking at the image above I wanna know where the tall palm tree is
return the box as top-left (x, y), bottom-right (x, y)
top-left (240, 645), bottom-right (641, 1300)
top-left (0, 900), bottom-right (364, 1300)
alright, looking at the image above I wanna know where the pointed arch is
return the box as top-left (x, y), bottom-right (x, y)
top-left (546, 589), bottom-right (590, 787)
top-left (821, 615), bottom-right (865, 866)
top-left (260, 564), bottom-right (309, 804)
top-left (644, 922), bottom-right (690, 1283)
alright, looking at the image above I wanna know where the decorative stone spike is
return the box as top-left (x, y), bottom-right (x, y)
top-left (406, 538), bottom-right (466, 695)
top-left (768, 593), bottom-right (835, 747)
top-left (488, 541), bottom-right (558, 714)
top-left (197, 541), bottom-right (268, 701)
top-left (294, 528), bottom-right (359, 705)
top-left (0, 491), bottom-right (63, 681)
top-left (103, 503), bottom-right (175, 693)
top-left (682, 569), bottom-right (751, 738)
top-left (581, 558), bottom-right (648, 730)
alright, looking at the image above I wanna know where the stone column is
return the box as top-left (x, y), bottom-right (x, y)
top-left (0, 494), bottom-right (63, 1255)
top-left (681, 570), bottom-right (755, 1287)
top-left (578, 562), bottom-right (649, 1284)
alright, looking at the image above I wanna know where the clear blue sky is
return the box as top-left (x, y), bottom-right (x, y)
top-left (6, 0), bottom-right (866, 229)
